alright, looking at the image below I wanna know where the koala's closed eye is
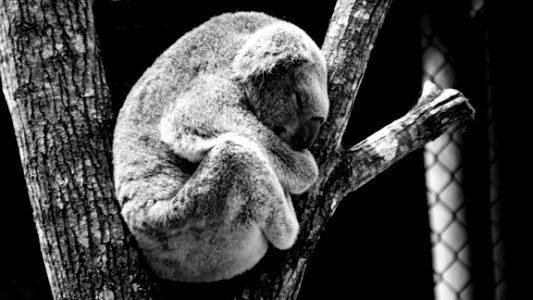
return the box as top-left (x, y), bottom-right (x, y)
top-left (294, 92), bottom-right (303, 111)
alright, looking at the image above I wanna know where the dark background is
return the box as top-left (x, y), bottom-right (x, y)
top-left (1, 0), bottom-right (530, 299)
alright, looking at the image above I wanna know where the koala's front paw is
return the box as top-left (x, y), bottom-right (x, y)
top-left (281, 149), bottom-right (318, 195)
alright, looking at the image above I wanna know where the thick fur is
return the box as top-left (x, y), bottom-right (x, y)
top-left (113, 12), bottom-right (328, 282)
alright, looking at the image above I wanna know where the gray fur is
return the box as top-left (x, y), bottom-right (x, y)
top-left (113, 12), bottom-right (328, 282)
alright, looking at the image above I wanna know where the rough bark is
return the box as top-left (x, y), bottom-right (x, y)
top-left (322, 81), bottom-right (474, 209)
top-left (0, 0), bottom-right (475, 300)
top-left (0, 0), bottom-right (160, 299)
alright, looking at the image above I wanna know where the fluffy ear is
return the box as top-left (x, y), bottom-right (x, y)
top-left (232, 23), bottom-right (316, 81)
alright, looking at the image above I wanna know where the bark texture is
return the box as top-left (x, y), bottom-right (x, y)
top-left (0, 0), bottom-right (475, 299)
top-left (0, 0), bottom-right (159, 299)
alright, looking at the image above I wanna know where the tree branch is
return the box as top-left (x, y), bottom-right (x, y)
top-left (236, 2), bottom-right (396, 298)
top-left (327, 81), bottom-right (475, 209)
top-left (291, 0), bottom-right (395, 261)
top-left (315, 0), bottom-right (393, 167)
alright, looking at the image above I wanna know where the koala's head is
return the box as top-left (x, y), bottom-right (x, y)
top-left (232, 22), bottom-right (329, 150)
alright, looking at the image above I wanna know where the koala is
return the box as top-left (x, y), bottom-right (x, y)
top-left (113, 12), bottom-right (329, 283)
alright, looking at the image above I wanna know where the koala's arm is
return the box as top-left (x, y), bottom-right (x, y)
top-left (118, 133), bottom-right (299, 251)
top-left (249, 127), bottom-right (318, 195)
top-left (160, 76), bottom-right (318, 195)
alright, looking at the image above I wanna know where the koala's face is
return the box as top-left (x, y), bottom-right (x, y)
top-left (252, 61), bottom-right (329, 150)
top-left (233, 22), bottom-right (330, 150)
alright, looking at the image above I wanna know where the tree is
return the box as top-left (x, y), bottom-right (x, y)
top-left (0, 0), bottom-right (474, 299)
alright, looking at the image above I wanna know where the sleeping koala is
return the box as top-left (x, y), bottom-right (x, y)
top-left (113, 12), bottom-right (329, 282)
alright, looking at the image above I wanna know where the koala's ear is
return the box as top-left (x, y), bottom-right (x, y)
top-left (232, 23), bottom-right (314, 82)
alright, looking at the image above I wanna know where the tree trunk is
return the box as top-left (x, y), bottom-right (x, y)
top-left (0, 0), bottom-right (160, 299)
top-left (0, 0), bottom-right (475, 299)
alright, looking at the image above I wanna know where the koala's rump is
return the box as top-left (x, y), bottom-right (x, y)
top-left (141, 219), bottom-right (269, 282)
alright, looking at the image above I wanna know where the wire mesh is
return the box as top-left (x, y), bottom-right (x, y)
top-left (422, 1), bottom-right (504, 299)
top-left (421, 12), bottom-right (472, 300)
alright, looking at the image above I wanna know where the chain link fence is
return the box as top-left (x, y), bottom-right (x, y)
top-left (422, 1), bottom-right (504, 299)
top-left (422, 15), bottom-right (472, 297)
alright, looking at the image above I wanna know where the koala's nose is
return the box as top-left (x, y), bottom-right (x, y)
top-left (291, 117), bottom-right (322, 150)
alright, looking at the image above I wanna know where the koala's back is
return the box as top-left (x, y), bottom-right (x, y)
top-left (118, 12), bottom-right (277, 127)
top-left (113, 12), bottom-right (279, 200)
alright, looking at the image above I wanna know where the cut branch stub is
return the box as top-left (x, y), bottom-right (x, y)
top-left (327, 81), bottom-right (475, 205)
